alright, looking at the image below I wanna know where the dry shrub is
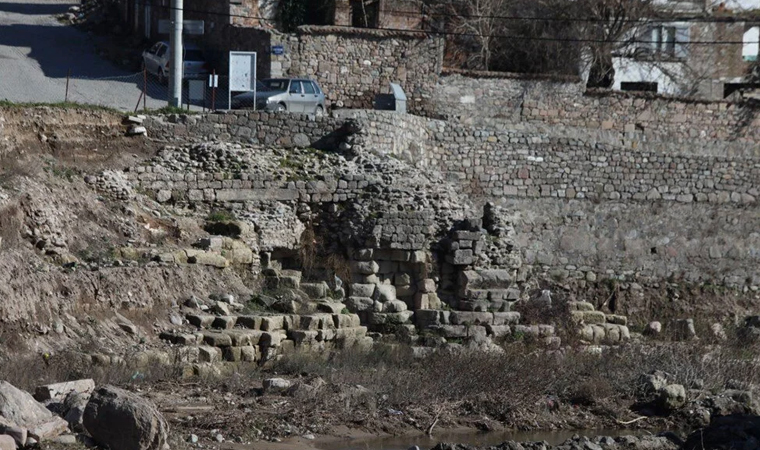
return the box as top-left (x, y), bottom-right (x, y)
top-left (0, 349), bottom-right (186, 392)
top-left (298, 225), bottom-right (318, 275)
top-left (265, 337), bottom-right (760, 425)
top-left (297, 224), bottom-right (350, 284)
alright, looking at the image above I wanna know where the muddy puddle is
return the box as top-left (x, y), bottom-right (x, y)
top-left (318, 429), bottom-right (646, 450)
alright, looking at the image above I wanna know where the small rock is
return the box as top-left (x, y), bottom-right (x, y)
top-left (34, 379), bottom-right (95, 402)
top-left (262, 378), bottom-right (292, 394)
top-left (302, 434), bottom-right (315, 440)
top-left (188, 434), bottom-right (199, 443)
top-left (126, 126), bottom-right (147, 136)
top-left (215, 434), bottom-right (224, 443)
top-left (644, 321), bottom-right (662, 336)
top-left (52, 435), bottom-right (78, 445)
top-left (211, 301), bottom-right (231, 316)
top-left (658, 384), bottom-right (687, 411)
top-left (672, 318), bottom-right (697, 340)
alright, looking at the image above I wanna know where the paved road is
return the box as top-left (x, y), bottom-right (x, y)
top-left (0, 0), bottom-right (168, 110)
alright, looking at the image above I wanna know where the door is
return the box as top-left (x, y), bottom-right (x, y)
top-left (287, 81), bottom-right (304, 112)
top-left (302, 81), bottom-right (320, 113)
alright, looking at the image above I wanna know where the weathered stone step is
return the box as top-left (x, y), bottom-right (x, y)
top-left (185, 312), bottom-right (361, 332)
top-left (579, 323), bottom-right (630, 345)
top-left (415, 309), bottom-right (520, 329)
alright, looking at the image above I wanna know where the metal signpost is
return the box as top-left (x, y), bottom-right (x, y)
top-left (228, 51), bottom-right (257, 110)
top-left (209, 71), bottom-right (218, 110)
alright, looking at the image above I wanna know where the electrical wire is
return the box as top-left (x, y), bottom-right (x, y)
top-left (133, 0), bottom-right (760, 46)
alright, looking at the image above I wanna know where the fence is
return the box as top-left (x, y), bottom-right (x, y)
top-left (38, 71), bottom-right (254, 112)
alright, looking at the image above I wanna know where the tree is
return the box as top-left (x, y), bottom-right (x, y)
top-left (574, 0), bottom-right (656, 88)
top-left (424, 0), bottom-right (511, 70)
top-left (425, 0), bottom-right (657, 85)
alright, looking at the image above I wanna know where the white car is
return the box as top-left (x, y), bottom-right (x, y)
top-left (141, 41), bottom-right (210, 84)
top-left (231, 78), bottom-right (326, 115)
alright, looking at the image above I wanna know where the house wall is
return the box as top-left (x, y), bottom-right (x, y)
top-left (333, 0), bottom-right (421, 29)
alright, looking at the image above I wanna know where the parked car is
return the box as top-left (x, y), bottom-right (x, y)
top-left (230, 78), bottom-right (326, 116)
top-left (141, 41), bottom-right (210, 84)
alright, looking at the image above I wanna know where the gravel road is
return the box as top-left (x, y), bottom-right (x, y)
top-left (0, 0), bottom-right (168, 111)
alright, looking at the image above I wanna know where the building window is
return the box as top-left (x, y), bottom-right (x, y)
top-left (743, 27), bottom-right (759, 62)
top-left (620, 82), bottom-right (658, 93)
top-left (644, 25), bottom-right (689, 59)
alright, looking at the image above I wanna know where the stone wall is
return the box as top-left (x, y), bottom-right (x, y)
top-left (333, 109), bottom-right (443, 167)
top-left (288, 26), bottom-right (444, 113)
top-left (430, 71), bottom-right (584, 124)
top-left (501, 198), bottom-right (760, 289)
top-left (147, 111), bottom-right (760, 208)
top-left (521, 90), bottom-right (760, 144)
top-left (429, 125), bottom-right (760, 205)
top-left (146, 111), bottom-right (342, 147)
top-left (143, 109), bottom-right (760, 290)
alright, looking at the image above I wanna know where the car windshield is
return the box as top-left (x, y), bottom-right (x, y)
top-left (184, 49), bottom-right (204, 61)
top-left (261, 79), bottom-right (289, 91)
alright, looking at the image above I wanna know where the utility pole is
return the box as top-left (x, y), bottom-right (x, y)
top-left (169, 0), bottom-right (183, 107)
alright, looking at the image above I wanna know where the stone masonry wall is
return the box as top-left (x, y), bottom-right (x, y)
top-left (430, 125), bottom-right (760, 205)
top-left (288, 26), bottom-right (444, 113)
top-left (502, 198), bottom-right (760, 291)
top-left (142, 110), bottom-right (760, 288)
top-left (522, 90), bottom-right (760, 144)
top-left (146, 111), bottom-right (342, 147)
top-left (430, 72), bottom-right (584, 124)
top-left (147, 111), bottom-right (760, 207)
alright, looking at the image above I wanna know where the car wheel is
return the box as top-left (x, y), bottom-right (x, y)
top-left (158, 70), bottom-right (167, 85)
top-left (315, 105), bottom-right (325, 117)
top-left (275, 103), bottom-right (286, 112)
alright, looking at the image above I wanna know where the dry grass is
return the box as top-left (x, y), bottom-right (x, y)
top-left (0, 349), bottom-right (185, 392)
top-left (265, 338), bottom-right (760, 424)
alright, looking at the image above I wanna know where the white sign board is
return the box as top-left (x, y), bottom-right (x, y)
top-left (157, 20), bottom-right (204, 35)
top-left (228, 51), bottom-right (257, 110)
top-left (208, 74), bottom-right (219, 88)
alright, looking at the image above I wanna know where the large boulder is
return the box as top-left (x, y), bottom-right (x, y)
top-left (0, 381), bottom-right (69, 444)
top-left (0, 382), bottom-right (55, 428)
top-left (83, 386), bottom-right (168, 450)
